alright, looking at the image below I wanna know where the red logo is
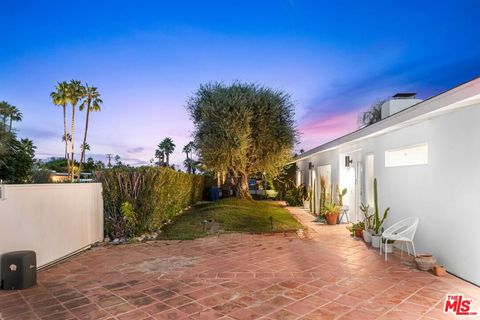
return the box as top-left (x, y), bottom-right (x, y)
top-left (444, 294), bottom-right (477, 316)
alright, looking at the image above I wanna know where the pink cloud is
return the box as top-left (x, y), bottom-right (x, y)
top-left (298, 110), bottom-right (360, 151)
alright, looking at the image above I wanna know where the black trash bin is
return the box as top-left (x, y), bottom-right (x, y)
top-left (1, 250), bottom-right (37, 290)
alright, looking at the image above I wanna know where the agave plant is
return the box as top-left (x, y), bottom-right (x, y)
top-left (323, 202), bottom-right (339, 216)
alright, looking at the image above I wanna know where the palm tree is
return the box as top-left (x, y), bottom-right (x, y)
top-left (158, 137), bottom-right (175, 167)
top-left (51, 81), bottom-right (71, 174)
top-left (8, 106), bottom-right (22, 132)
top-left (0, 101), bottom-right (11, 130)
top-left (61, 133), bottom-right (72, 159)
top-left (182, 141), bottom-right (195, 173)
top-left (67, 80), bottom-right (85, 181)
top-left (78, 84), bottom-right (102, 180)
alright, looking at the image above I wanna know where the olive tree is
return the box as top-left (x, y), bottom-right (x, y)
top-left (187, 82), bottom-right (298, 199)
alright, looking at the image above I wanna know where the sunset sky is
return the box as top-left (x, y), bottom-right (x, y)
top-left (1, 1), bottom-right (479, 167)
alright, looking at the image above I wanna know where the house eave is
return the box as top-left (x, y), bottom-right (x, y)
top-left (293, 76), bottom-right (480, 163)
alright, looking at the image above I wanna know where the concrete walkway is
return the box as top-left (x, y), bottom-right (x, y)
top-left (0, 206), bottom-right (478, 320)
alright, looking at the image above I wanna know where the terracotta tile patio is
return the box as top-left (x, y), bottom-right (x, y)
top-left (1, 205), bottom-right (479, 320)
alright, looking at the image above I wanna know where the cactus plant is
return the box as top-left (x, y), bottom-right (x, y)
top-left (372, 178), bottom-right (389, 235)
top-left (336, 185), bottom-right (347, 206)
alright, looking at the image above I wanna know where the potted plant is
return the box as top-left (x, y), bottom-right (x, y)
top-left (382, 238), bottom-right (394, 253)
top-left (323, 202), bottom-right (340, 225)
top-left (371, 179), bottom-right (389, 248)
top-left (360, 203), bottom-right (373, 243)
top-left (351, 221), bottom-right (364, 238)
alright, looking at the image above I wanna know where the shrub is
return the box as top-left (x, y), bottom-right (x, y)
top-left (32, 169), bottom-right (52, 183)
top-left (285, 184), bottom-right (306, 206)
top-left (96, 167), bottom-right (205, 238)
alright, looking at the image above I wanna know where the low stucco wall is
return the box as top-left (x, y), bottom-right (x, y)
top-left (0, 183), bottom-right (103, 268)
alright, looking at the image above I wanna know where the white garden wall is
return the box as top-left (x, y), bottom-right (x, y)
top-left (0, 183), bottom-right (103, 269)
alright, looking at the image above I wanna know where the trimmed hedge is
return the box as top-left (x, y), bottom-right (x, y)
top-left (96, 167), bottom-right (205, 238)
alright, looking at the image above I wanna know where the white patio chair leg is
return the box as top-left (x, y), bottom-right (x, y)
top-left (385, 240), bottom-right (388, 262)
top-left (401, 242), bottom-right (403, 259)
top-left (379, 237), bottom-right (382, 255)
top-left (411, 241), bottom-right (416, 257)
top-left (406, 241), bottom-right (410, 256)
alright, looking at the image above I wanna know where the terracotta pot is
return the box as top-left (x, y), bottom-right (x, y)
top-left (433, 265), bottom-right (447, 277)
top-left (355, 228), bottom-right (363, 238)
top-left (415, 254), bottom-right (436, 271)
top-left (325, 213), bottom-right (338, 225)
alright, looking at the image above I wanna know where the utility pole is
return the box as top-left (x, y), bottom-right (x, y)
top-left (106, 154), bottom-right (113, 168)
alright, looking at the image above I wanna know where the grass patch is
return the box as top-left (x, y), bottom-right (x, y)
top-left (161, 198), bottom-right (302, 240)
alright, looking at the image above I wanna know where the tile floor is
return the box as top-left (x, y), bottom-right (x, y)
top-left (0, 205), bottom-right (478, 320)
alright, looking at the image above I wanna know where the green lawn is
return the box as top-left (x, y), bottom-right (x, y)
top-left (161, 198), bottom-right (303, 240)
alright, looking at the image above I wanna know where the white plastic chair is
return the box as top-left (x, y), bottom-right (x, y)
top-left (380, 217), bottom-right (419, 261)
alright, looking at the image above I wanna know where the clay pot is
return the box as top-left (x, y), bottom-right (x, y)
top-left (325, 213), bottom-right (338, 225)
top-left (433, 265), bottom-right (447, 277)
top-left (355, 228), bottom-right (363, 238)
top-left (415, 254), bottom-right (436, 271)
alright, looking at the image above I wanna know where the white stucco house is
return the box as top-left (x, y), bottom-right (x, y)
top-left (294, 77), bottom-right (480, 286)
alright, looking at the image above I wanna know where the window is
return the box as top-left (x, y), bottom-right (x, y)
top-left (385, 143), bottom-right (428, 167)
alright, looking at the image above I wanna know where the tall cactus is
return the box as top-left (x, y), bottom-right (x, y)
top-left (373, 178), bottom-right (389, 235)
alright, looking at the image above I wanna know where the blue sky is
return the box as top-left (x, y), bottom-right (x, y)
top-left (1, 1), bottom-right (479, 166)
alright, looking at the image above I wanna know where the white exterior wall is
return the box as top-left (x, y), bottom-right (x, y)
top-left (0, 183), bottom-right (103, 269)
top-left (297, 103), bottom-right (480, 285)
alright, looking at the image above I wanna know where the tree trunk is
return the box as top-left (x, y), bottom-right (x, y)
top-left (166, 153), bottom-right (169, 167)
top-left (78, 106), bottom-right (90, 182)
top-left (235, 172), bottom-right (252, 199)
top-left (63, 105), bottom-right (70, 177)
top-left (70, 104), bottom-right (76, 182)
top-left (8, 117), bottom-right (12, 132)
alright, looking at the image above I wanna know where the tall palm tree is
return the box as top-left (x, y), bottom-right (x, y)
top-left (8, 106), bottom-right (22, 132)
top-left (78, 84), bottom-right (102, 180)
top-left (61, 133), bottom-right (72, 159)
top-left (182, 141), bottom-right (195, 173)
top-left (158, 137), bottom-right (175, 167)
top-left (0, 101), bottom-right (9, 130)
top-left (51, 81), bottom-right (71, 174)
top-left (67, 80), bottom-right (85, 181)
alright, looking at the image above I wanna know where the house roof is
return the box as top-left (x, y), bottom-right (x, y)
top-left (294, 76), bottom-right (480, 162)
